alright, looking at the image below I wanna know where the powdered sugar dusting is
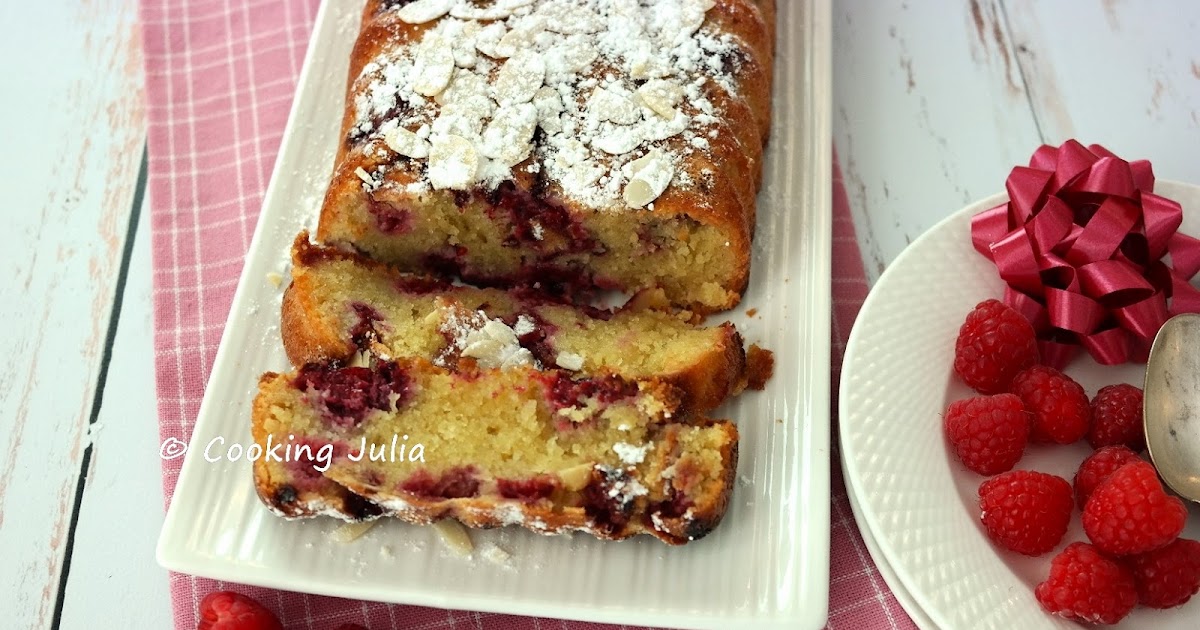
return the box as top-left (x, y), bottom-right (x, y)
top-left (612, 441), bottom-right (651, 465)
top-left (352, 0), bottom-right (742, 209)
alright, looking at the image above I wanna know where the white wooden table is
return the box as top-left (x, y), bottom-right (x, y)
top-left (5, 2), bottom-right (1200, 628)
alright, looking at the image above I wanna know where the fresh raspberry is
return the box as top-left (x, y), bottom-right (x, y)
top-left (943, 394), bottom-right (1029, 475)
top-left (1082, 460), bottom-right (1187, 556)
top-left (978, 470), bottom-right (1073, 556)
top-left (198, 591), bottom-right (283, 630)
top-left (953, 299), bottom-right (1039, 394)
top-left (1009, 366), bottom-right (1090, 444)
top-left (1087, 383), bottom-right (1145, 451)
top-left (1073, 445), bottom-right (1141, 509)
top-left (1128, 537), bottom-right (1200, 608)
top-left (1034, 542), bottom-right (1137, 625)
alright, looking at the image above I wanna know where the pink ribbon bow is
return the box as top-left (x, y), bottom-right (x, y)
top-left (971, 140), bottom-right (1200, 368)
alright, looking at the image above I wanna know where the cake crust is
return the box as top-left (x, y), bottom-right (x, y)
top-left (251, 361), bottom-right (739, 544)
top-left (315, 0), bottom-right (776, 312)
top-left (281, 232), bottom-right (749, 414)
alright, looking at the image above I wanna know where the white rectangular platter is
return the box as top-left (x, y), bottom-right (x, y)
top-left (157, 1), bottom-right (832, 628)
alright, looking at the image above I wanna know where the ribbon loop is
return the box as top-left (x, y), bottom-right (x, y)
top-left (970, 140), bottom-right (1200, 368)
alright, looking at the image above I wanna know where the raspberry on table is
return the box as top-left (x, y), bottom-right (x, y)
top-left (1087, 383), bottom-right (1145, 451)
top-left (953, 299), bottom-right (1039, 394)
top-left (198, 591), bottom-right (283, 630)
top-left (978, 470), bottom-right (1073, 556)
top-left (1035, 542), bottom-right (1138, 625)
top-left (943, 393), bottom-right (1029, 475)
top-left (1073, 445), bottom-right (1142, 509)
top-left (1082, 460), bottom-right (1187, 556)
top-left (1128, 537), bottom-right (1200, 609)
top-left (1009, 365), bottom-right (1090, 444)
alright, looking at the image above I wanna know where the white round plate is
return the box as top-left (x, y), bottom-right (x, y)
top-left (840, 180), bottom-right (1200, 630)
top-left (841, 452), bottom-right (939, 630)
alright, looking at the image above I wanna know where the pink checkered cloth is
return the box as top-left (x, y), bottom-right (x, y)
top-left (141, 1), bottom-right (917, 628)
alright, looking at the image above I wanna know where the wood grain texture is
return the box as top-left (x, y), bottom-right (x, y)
top-left (0, 1), bottom-right (145, 627)
top-left (60, 206), bottom-right (173, 630)
top-left (1006, 0), bottom-right (1200, 184)
top-left (833, 0), bottom-right (1042, 282)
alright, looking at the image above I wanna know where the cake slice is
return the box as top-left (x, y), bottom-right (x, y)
top-left (316, 0), bottom-right (776, 312)
top-left (282, 232), bottom-right (748, 414)
top-left (252, 357), bottom-right (738, 544)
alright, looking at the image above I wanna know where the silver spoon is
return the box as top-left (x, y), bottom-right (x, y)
top-left (1144, 312), bottom-right (1200, 503)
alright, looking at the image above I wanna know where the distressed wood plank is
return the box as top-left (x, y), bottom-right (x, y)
top-left (60, 201), bottom-right (173, 630)
top-left (0, 1), bottom-right (145, 627)
top-left (1006, 0), bottom-right (1200, 182)
top-left (833, 0), bottom-right (1042, 282)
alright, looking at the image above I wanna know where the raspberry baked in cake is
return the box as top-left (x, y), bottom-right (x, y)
top-left (283, 232), bottom-right (750, 413)
top-left (317, 0), bottom-right (776, 312)
top-left (252, 357), bottom-right (738, 544)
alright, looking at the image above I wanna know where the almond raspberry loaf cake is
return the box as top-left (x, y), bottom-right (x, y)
top-left (283, 232), bottom-right (749, 413)
top-left (251, 357), bottom-right (738, 544)
top-left (316, 0), bottom-right (776, 312)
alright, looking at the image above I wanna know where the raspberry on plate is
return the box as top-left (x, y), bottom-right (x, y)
top-left (1073, 445), bottom-right (1142, 509)
top-left (1009, 365), bottom-right (1090, 444)
top-left (953, 299), bottom-right (1039, 394)
top-left (1128, 537), bottom-right (1200, 608)
top-left (1087, 383), bottom-right (1145, 451)
top-left (978, 470), bottom-right (1073, 556)
top-left (944, 393), bottom-right (1029, 475)
top-left (198, 591), bottom-right (283, 630)
top-left (1035, 542), bottom-right (1138, 625)
top-left (1082, 460), bottom-right (1187, 556)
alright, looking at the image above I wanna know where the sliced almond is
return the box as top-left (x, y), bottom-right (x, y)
top-left (462, 338), bottom-right (506, 362)
top-left (555, 351), bottom-right (585, 371)
top-left (532, 86), bottom-right (564, 134)
top-left (499, 347), bottom-right (536, 369)
top-left (494, 17), bottom-right (547, 58)
top-left (557, 39), bottom-right (599, 74)
top-left (636, 79), bottom-right (684, 119)
top-left (623, 148), bottom-right (664, 178)
top-left (481, 319), bottom-right (519, 344)
top-left (354, 166), bottom-right (377, 186)
top-left (664, 0), bottom-right (716, 43)
top-left (436, 70), bottom-right (490, 110)
top-left (396, 0), bottom-right (454, 24)
top-left (452, 21), bottom-right (481, 68)
top-left (624, 149), bottom-right (675, 208)
top-left (558, 463), bottom-right (595, 491)
top-left (480, 103), bottom-right (537, 166)
top-left (473, 22), bottom-right (507, 58)
top-left (432, 104), bottom-right (485, 138)
top-left (410, 37), bottom-right (455, 97)
top-left (646, 110), bottom-right (690, 141)
top-left (329, 519), bottom-right (379, 543)
top-left (427, 134), bottom-right (479, 190)
top-left (479, 543), bottom-right (512, 566)
top-left (493, 51), bottom-right (546, 106)
top-left (384, 126), bottom-right (430, 158)
top-left (347, 349), bottom-right (372, 368)
top-left (588, 87), bottom-right (641, 125)
top-left (432, 519), bottom-right (474, 556)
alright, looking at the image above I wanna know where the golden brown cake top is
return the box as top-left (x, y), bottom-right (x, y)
top-left (348, 0), bottom-right (753, 211)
